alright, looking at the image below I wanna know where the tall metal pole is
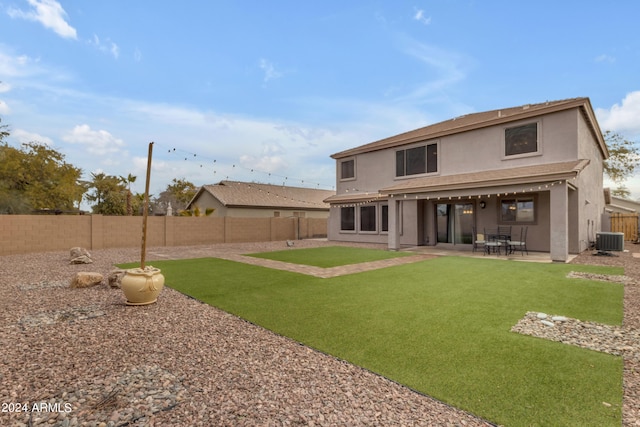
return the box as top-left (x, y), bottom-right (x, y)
top-left (140, 142), bottom-right (154, 269)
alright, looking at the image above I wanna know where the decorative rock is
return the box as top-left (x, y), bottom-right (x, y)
top-left (70, 247), bottom-right (91, 259)
top-left (540, 320), bottom-right (555, 327)
top-left (551, 316), bottom-right (568, 322)
top-left (536, 312), bottom-right (548, 319)
top-left (108, 269), bottom-right (126, 289)
top-left (70, 255), bottom-right (93, 264)
top-left (70, 272), bottom-right (104, 288)
top-left (70, 248), bottom-right (93, 264)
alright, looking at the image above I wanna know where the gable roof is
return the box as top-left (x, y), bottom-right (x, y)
top-left (189, 181), bottom-right (335, 210)
top-left (331, 97), bottom-right (608, 159)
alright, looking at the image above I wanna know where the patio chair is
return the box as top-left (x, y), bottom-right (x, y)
top-left (472, 226), bottom-right (485, 253)
top-left (483, 228), bottom-right (502, 255)
top-left (508, 226), bottom-right (528, 255)
top-left (497, 225), bottom-right (512, 241)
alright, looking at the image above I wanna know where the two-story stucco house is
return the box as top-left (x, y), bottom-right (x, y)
top-left (325, 98), bottom-right (609, 262)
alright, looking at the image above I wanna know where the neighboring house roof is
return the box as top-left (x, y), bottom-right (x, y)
top-left (188, 181), bottom-right (335, 210)
top-left (324, 160), bottom-right (589, 202)
top-left (331, 97), bottom-right (608, 160)
top-left (606, 195), bottom-right (640, 213)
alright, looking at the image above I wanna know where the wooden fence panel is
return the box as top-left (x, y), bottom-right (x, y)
top-left (610, 213), bottom-right (639, 241)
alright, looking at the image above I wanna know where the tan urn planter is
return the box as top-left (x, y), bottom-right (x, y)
top-left (121, 266), bottom-right (165, 306)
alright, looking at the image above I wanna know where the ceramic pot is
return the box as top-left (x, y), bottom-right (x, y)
top-left (121, 266), bottom-right (165, 306)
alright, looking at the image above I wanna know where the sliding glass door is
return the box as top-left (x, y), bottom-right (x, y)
top-left (436, 203), bottom-right (474, 244)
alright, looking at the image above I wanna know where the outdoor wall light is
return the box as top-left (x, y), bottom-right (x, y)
top-left (479, 201), bottom-right (486, 209)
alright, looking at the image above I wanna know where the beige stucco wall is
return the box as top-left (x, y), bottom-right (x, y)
top-left (336, 110), bottom-right (585, 197)
top-left (330, 108), bottom-right (604, 256)
top-left (225, 207), bottom-right (329, 219)
top-left (191, 191), bottom-right (228, 216)
top-left (575, 111), bottom-right (607, 250)
top-left (609, 196), bottom-right (640, 213)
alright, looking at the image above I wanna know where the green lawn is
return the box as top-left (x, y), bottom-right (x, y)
top-left (130, 249), bottom-right (625, 426)
top-left (247, 245), bottom-right (412, 267)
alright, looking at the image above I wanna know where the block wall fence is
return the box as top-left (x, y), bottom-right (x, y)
top-left (0, 215), bottom-right (328, 256)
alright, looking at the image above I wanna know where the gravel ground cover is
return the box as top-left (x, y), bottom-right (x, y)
top-left (0, 239), bottom-right (638, 426)
top-left (570, 242), bottom-right (640, 426)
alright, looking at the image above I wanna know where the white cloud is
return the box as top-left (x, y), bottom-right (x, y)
top-left (0, 85), bottom-right (10, 115)
top-left (0, 50), bottom-right (41, 78)
top-left (394, 35), bottom-right (469, 103)
top-left (414, 9), bottom-right (432, 25)
top-left (0, 100), bottom-right (9, 114)
top-left (596, 91), bottom-right (640, 138)
top-left (8, 0), bottom-right (77, 39)
top-left (11, 128), bottom-right (54, 145)
top-left (88, 34), bottom-right (120, 59)
top-left (239, 141), bottom-right (287, 173)
top-left (62, 124), bottom-right (125, 156)
top-left (259, 58), bottom-right (283, 82)
top-left (595, 54), bottom-right (615, 63)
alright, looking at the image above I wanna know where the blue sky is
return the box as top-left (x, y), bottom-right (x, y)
top-left (1, 1), bottom-right (639, 204)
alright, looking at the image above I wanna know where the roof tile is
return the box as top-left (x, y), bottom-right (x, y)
top-left (199, 181), bottom-right (335, 209)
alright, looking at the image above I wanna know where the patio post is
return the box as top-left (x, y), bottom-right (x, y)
top-left (549, 181), bottom-right (569, 262)
top-left (388, 198), bottom-right (401, 251)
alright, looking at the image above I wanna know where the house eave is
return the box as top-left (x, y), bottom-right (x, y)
top-left (331, 98), bottom-right (608, 160)
top-left (379, 160), bottom-right (590, 196)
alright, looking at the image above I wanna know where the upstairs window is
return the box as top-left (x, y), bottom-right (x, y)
top-left (505, 123), bottom-right (538, 156)
top-left (396, 143), bottom-right (437, 177)
top-left (340, 159), bottom-right (355, 180)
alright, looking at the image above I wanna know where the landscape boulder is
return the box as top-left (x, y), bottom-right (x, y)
top-left (70, 272), bottom-right (104, 288)
top-left (70, 247), bottom-right (93, 264)
top-left (107, 269), bottom-right (126, 289)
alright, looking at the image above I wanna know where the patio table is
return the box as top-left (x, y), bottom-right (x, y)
top-left (484, 231), bottom-right (511, 255)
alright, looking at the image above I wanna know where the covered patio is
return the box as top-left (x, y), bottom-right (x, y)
top-left (400, 244), bottom-right (566, 263)
top-left (381, 160), bottom-right (593, 262)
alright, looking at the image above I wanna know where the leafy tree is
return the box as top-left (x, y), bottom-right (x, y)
top-left (179, 206), bottom-right (214, 216)
top-left (154, 178), bottom-right (197, 215)
top-left (120, 173), bottom-right (137, 215)
top-left (0, 117), bottom-right (8, 141)
top-left (0, 137), bottom-right (85, 214)
top-left (86, 172), bottom-right (128, 215)
top-left (603, 131), bottom-right (639, 197)
top-left (611, 185), bottom-right (631, 199)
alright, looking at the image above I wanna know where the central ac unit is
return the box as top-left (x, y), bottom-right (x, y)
top-left (596, 232), bottom-right (624, 251)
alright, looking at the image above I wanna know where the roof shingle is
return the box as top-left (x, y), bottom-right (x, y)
top-left (196, 181), bottom-right (335, 210)
top-left (331, 97), bottom-right (607, 159)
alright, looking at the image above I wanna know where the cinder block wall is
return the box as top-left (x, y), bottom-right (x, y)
top-left (0, 215), bottom-right (327, 255)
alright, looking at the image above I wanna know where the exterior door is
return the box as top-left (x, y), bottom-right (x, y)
top-left (436, 203), bottom-right (474, 244)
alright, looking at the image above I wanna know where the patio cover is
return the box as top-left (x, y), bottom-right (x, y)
top-left (379, 159), bottom-right (590, 196)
